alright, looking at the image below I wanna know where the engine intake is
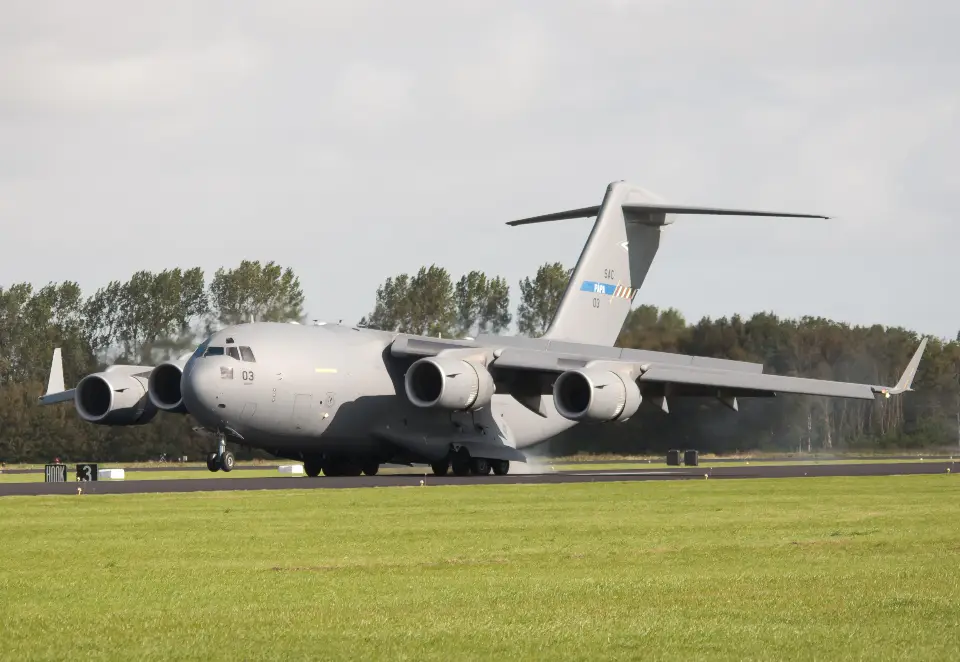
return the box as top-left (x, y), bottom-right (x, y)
top-left (404, 357), bottom-right (495, 410)
top-left (553, 368), bottom-right (642, 422)
top-left (74, 371), bottom-right (157, 426)
top-left (148, 360), bottom-right (188, 413)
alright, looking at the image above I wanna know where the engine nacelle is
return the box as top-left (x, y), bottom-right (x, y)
top-left (74, 371), bottom-right (157, 426)
top-left (553, 368), bottom-right (642, 422)
top-left (147, 359), bottom-right (189, 413)
top-left (404, 357), bottom-right (495, 411)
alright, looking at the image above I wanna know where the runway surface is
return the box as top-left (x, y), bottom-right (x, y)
top-left (2, 454), bottom-right (955, 474)
top-left (1, 461), bottom-right (955, 496)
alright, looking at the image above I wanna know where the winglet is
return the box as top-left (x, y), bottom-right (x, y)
top-left (37, 348), bottom-right (75, 405)
top-left (45, 348), bottom-right (65, 396)
top-left (873, 337), bottom-right (928, 397)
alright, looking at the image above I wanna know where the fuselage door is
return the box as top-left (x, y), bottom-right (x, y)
top-left (293, 394), bottom-right (313, 432)
top-left (240, 402), bottom-right (257, 422)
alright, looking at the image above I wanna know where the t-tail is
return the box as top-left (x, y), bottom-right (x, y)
top-left (507, 180), bottom-right (830, 346)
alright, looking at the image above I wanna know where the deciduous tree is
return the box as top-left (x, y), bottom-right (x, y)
top-left (516, 262), bottom-right (572, 337)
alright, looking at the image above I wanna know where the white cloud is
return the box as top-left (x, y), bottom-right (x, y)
top-left (450, 15), bottom-right (550, 120)
top-left (0, 0), bottom-right (958, 339)
top-left (328, 62), bottom-right (417, 130)
top-left (0, 37), bottom-right (263, 114)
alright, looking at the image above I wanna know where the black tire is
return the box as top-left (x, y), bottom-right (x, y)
top-left (451, 449), bottom-right (471, 477)
top-left (322, 462), bottom-right (340, 477)
top-left (324, 460), bottom-right (362, 477)
top-left (431, 461), bottom-right (449, 476)
top-left (303, 459), bottom-right (323, 477)
top-left (362, 462), bottom-right (379, 476)
top-left (470, 458), bottom-right (491, 476)
top-left (206, 453), bottom-right (220, 472)
top-left (220, 451), bottom-right (235, 472)
top-left (492, 460), bottom-right (510, 475)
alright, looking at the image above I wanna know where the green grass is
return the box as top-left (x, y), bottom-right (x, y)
top-left (0, 469), bottom-right (285, 483)
top-left (549, 457), bottom-right (959, 471)
top-left (549, 450), bottom-right (959, 462)
top-left (0, 467), bottom-right (434, 484)
top-left (1, 476), bottom-right (959, 660)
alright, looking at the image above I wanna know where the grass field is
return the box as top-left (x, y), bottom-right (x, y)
top-left (1, 475), bottom-right (958, 660)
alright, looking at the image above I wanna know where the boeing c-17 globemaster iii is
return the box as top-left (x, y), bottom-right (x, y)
top-left (37, 181), bottom-right (928, 477)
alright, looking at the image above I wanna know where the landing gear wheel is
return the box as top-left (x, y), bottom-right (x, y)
top-left (492, 460), bottom-right (510, 475)
top-left (206, 453), bottom-right (221, 472)
top-left (220, 450), bottom-right (235, 472)
top-left (431, 460), bottom-right (450, 476)
top-left (470, 458), bottom-right (491, 476)
top-left (362, 462), bottom-right (379, 476)
top-left (451, 449), bottom-right (471, 477)
top-left (324, 460), bottom-right (362, 477)
top-left (303, 459), bottom-right (323, 477)
top-left (322, 463), bottom-right (340, 477)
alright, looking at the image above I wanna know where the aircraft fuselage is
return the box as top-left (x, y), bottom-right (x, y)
top-left (180, 322), bottom-right (575, 465)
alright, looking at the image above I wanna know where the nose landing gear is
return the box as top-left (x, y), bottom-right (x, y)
top-left (205, 433), bottom-right (235, 472)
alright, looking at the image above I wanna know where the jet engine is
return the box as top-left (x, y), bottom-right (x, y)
top-left (553, 368), bottom-right (642, 422)
top-left (404, 356), bottom-right (495, 411)
top-left (74, 371), bottom-right (157, 426)
top-left (147, 359), bottom-right (189, 413)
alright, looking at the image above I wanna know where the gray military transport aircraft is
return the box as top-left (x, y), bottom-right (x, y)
top-left (37, 181), bottom-right (927, 477)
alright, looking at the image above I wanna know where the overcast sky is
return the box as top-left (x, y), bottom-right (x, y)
top-left (2, 0), bottom-right (957, 340)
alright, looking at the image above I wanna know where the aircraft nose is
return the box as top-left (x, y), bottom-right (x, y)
top-left (181, 358), bottom-right (222, 423)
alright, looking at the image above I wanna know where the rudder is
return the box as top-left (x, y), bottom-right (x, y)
top-left (543, 181), bottom-right (669, 346)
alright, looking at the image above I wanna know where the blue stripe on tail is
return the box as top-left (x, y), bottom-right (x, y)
top-left (580, 281), bottom-right (616, 295)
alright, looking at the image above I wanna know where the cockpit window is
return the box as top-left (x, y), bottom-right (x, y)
top-left (226, 347), bottom-right (240, 361)
top-left (204, 346), bottom-right (225, 357)
top-left (239, 346), bottom-right (256, 362)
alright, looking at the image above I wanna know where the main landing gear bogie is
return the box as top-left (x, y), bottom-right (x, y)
top-left (432, 450), bottom-right (510, 477)
top-left (301, 457), bottom-right (382, 477)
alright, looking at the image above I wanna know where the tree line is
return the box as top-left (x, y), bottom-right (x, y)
top-left (0, 261), bottom-right (305, 463)
top-left (1, 260), bottom-right (957, 463)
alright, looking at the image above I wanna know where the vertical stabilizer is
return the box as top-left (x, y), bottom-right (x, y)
top-left (507, 180), bottom-right (829, 347)
top-left (545, 182), bottom-right (664, 345)
top-left (509, 181), bottom-right (670, 346)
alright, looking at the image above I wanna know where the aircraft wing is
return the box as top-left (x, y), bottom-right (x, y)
top-left (389, 334), bottom-right (928, 407)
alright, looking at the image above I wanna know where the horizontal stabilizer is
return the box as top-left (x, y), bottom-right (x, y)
top-left (507, 206), bottom-right (602, 226)
top-left (508, 202), bottom-right (828, 226)
top-left (622, 202), bottom-right (829, 220)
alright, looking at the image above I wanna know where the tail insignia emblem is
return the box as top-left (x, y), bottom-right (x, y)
top-left (580, 281), bottom-right (639, 301)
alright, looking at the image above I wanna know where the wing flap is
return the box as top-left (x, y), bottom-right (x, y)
top-left (639, 365), bottom-right (877, 400)
top-left (490, 346), bottom-right (764, 375)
